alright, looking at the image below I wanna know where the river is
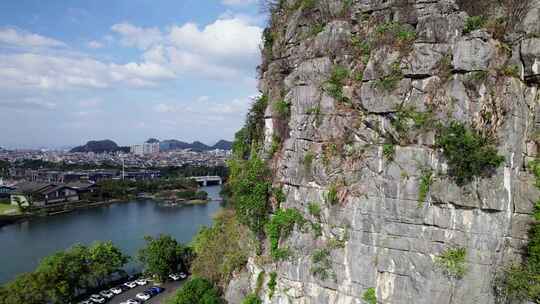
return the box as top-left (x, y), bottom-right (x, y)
top-left (0, 185), bottom-right (223, 284)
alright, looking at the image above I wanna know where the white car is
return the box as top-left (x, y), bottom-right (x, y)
top-left (169, 273), bottom-right (181, 281)
top-left (124, 300), bottom-right (139, 304)
top-left (79, 301), bottom-right (92, 304)
top-left (135, 278), bottom-right (148, 286)
top-left (110, 287), bottom-right (122, 294)
top-left (123, 281), bottom-right (138, 288)
top-left (179, 272), bottom-right (187, 279)
top-left (99, 290), bottom-right (114, 298)
top-left (136, 292), bottom-right (151, 301)
top-left (89, 294), bottom-right (106, 303)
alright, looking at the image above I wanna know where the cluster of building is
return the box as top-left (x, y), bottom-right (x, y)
top-left (0, 168), bottom-right (161, 208)
top-left (0, 148), bottom-right (230, 168)
top-left (130, 143), bottom-right (160, 156)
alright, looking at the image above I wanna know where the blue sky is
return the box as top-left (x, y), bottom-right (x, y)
top-left (0, 0), bottom-right (264, 149)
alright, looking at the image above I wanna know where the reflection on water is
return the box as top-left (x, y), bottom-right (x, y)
top-left (0, 185), bottom-right (222, 284)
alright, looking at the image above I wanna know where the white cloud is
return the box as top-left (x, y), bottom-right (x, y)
top-left (0, 97), bottom-right (56, 110)
top-left (222, 0), bottom-right (258, 6)
top-left (111, 23), bottom-right (162, 50)
top-left (0, 28), bottom-right (66, 48)
top-left (169, 18), bottom-right (262, 58)
top-left (87, 40), bottom-right (104, 49)
top-left (0, 53), bottom-right (176, 91)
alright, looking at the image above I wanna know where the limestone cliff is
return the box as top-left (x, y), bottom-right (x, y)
top-left (226, 0), bottom-right (540, 303)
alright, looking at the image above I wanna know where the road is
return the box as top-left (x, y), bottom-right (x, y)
top-left (107, 280), bottom-right (184, 304)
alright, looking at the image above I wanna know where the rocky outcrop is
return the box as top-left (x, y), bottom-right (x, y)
top-left (227, 0), bottom-right (540, 303)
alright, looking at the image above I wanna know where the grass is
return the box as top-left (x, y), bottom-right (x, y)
top-left (270, 134), bottom-right (281, 156)
top-left (0, 203), bottom-right (20, 215)
top-left (303, 151), bottom-right (315, 172)
top-left (310, 248), bottom-right (333, 280)
top-left (362, 288), bottom-right (377, 304)
top-left (273, 100), bottom-right (290, 119)
top-left (418, 169), bottom-right (433, 205)
top-left (268, 272), bottom-right (277, 299)
top-left (325, 184), bottom-right (338, 205)
top-left (324, 66), bottom-right (350, 103)
top-left (383, 143), bottom-right (395, 161)
top-left (463, 16), bottom-right (487, 34)
top-left (307, 202), bottom-right (321, 218)
top-left (435, 247), bottom-right (467, 279)
top-left (375, 62), bottom-right (403, 91)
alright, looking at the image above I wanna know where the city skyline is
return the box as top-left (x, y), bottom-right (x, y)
top-left (0, 0), bottom-right (263, 149)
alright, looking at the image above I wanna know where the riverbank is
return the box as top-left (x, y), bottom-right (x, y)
top-left (0, 185), bottom-right (223, 284)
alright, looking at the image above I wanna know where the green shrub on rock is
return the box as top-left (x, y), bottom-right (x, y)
top-left (435, 247), bottom-right (467, 279)
top-left (435, 122), bottom-right (504, 185)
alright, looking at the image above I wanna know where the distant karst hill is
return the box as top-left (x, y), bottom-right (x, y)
top-left (155, 139), bottom-right (232, 152)
top-left (70, 140), bottom-right (129, 153)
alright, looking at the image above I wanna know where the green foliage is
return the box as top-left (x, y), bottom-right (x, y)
top-left (310, 248), bottom-right (333, 280)
top-left (263, 28), bottom-right (274, 58)
top-left (167, 277), bottom-right (222, 304)
top-left (435, 247), bottom-right (467, 279)
top-left (496, 159), bottom-right (540, 301)
top-left (383, 144), bottom-right (395, 161)
top-left (375, 62), bottom-right (403, 91)
top-left (273, 99), bottom-right (291, 119)
top-left (272, 187), bottom-right (286, 206)
top-left (233, 95), bottom-right (268, 159)
top-left (463, 16), bottom-right (487, 34)
top-left (303, 151), bottom-right (315, 172)
top-left (255, 271), bottom-right (265, 295)
top-left (374, 22), bottom-right (416, 51)
top-left (311, 222), bottom-right (322, 237)
top-left (325, 184), bottom-right (338, 205)
top-left (499, 64), bottom-right (521, 78)
top-left (242, 293), bottom-right (262, 304)
top-left (391, 106), bottom-right (435, 138)
top-left (468, 70), bottom-right (488, 82)
top-left (270, 134), bottom-right (282, 156)
top-left (268, 272), bottom-right (277, 299)
top-left (191, 210), bottom-right (255, 285)
top-left (351, 36), bottom-right (371, 64)
top-left (324, 65), bottom-right (350, 103)
top-left (435, 122), bottom-right (505, 185)
top-left (266, 208), bottom-right (306, 260)
top-left (307, 202), bottom-right (321, 218)
top-left (138, 234), bottom-right (190, 282)
top-left (1, 241), bottom-right (129, 303)
top-left (309, 23), bottom-right (325, 37)
top-left (228, 155), bottom-right (271, 235)
top-left (418, 169), bottom-right (433, 204)
top-left (362, 288), bottom-right (377, 304)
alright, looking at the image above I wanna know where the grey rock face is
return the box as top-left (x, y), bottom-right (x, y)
top-left (225, 0), bottom-right (540, 303)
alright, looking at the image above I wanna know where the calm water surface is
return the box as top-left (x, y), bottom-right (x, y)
top-left (0, 185), bottom-right (223, 284)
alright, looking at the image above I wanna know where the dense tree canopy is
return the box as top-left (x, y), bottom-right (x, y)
top-left (138, 234), bottom-right (191, 282)
top-left (166, 277), bottom-right (222, 304)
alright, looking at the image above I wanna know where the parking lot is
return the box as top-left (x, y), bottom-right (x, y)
top-left (106, 280), bottom-right (184, 304)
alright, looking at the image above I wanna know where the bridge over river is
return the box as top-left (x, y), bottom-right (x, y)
top-left (188, 176), bottom-right (222, 186)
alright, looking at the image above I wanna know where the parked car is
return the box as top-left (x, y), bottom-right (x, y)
top-left (169, 273), bottom-right (181, 281)
top-left (148, 286), bottom-right (164, 295)
top-left (78, 300), bottom-right (92, 304)
top-left (179, 272), bottom-right (187, 279)
top-left (110, 286), bottom-right (123, 294)
top-left (135, 278), bottom-right (147, 286)
top-left (99, 290), bottom-right (114, 299)
top-left (136, 292), bottom-right (151, 301)
top-left (120, 300), bottom-right (140, 304)
top-left (124, 281), bottom-right (138, 288)
top-left (89, 294), bottom-right (106, 303)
